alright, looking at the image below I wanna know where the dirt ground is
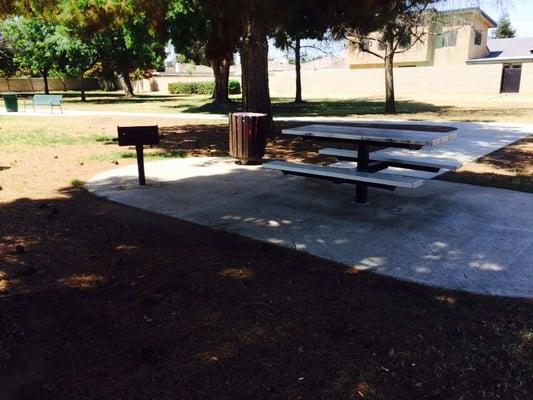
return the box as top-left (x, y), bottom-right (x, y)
top-left (0, 116), bottom-right (532, 399)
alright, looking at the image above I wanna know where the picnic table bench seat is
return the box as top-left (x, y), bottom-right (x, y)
top-left (318, 148), bottom-right (462, 172)
top-left (31, 94), bottom-right (63, 113)
top-left (273, 123), bottom-right (460, 204)
top-left (263, 160), bottom-right (424, 189)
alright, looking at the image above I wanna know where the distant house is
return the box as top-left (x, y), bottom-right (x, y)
top-left (469, 37), bottom-right (533, 93)
top-left (345, 8), bottom-right (533, 94)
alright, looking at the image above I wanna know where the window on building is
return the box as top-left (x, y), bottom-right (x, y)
top-left (441, 31), bottom-right (457, 47)
top-left (378, 41), bottom-right (386, 51)
top-left (474, 30), bottom-right (482, 46)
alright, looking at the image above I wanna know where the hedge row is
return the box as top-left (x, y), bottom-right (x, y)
top-left (168, 80), bottom-right (241, 95)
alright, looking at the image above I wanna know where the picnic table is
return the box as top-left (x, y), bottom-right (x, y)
top-left (263, 124), bottom-right (461, 204)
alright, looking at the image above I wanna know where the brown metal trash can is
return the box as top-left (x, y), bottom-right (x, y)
top-left (229, 112), bottom-right (269, 164)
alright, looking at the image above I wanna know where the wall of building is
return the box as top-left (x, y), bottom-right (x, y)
top-left (467, 13), bottom-right (492, 60)
top-left (346, 11), bottom-right (494, 68)
top-left (149, 64), bottom-right (504, 98)
top-left (0, 78), bottom-right (100, 92)
top-left (346, 27), bottom-right (431, 68)
top-left (266, 64), bottom-right (503, 98)
top-left (432, 25), bottom-right (471, 66)
top-left (520, 63), bottom-right (533, 94)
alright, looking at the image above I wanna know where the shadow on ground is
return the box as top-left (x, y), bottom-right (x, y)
top-left (0, 188), bottom-right (531, 399)
top-left (181, 98), bottom-right (450, 117)
top-left (63, 93), bottom-right (182, 105)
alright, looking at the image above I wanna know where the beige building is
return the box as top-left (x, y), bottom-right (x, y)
top-left (344, 8), bottom-right (533, 95)
top-left (347, 8), bottom-right (496, 68)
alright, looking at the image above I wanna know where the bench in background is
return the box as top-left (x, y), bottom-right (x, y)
top-left (31, 94), bottom-right (63, 113)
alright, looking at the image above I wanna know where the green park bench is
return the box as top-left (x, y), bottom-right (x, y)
top-left (30, 94), bottom-right (63, 113)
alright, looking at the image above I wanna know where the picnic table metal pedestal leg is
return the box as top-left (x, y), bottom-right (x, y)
top-left (356, 142), bottom-right (370, 204)
top-left (135, 144), bottom-right (146, 186)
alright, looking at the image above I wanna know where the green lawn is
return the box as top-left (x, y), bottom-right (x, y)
top-left (40, 90), bottom-right (533, 123)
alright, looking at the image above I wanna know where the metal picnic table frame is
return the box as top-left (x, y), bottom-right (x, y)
top-left (280, 124), bottom-right (459, 204)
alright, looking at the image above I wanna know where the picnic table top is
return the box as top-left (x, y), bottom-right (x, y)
top-left (282, 124), bottom-right (457, 147)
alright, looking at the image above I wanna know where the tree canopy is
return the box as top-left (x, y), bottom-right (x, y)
top-left (493, 14), bottom-right (516, 39)
top-left (1, 17), bottom-right (64, 93)
top-left (271, 0), bottom-right (329, 103)
top-left (167, 0), bottom-right (241, 105)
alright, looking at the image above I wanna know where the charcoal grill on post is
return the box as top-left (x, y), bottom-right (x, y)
top-left (117, 125), bottom-right (159, 186)
top-left (229, 112), bottom-right (269, 165)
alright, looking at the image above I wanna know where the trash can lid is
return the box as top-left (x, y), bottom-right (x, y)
top-left (230, 112), bottom-right (268, 118)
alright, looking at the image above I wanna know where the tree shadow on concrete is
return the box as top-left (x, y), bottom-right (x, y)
top-left (0, 187), bottom-right (531, 399)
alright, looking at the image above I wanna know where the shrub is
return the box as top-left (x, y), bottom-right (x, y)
top-left (168, 80), bottom-right (241, 95)
top-left (168, 81), bottom-right (213, 95)
top-left (228, 80), bottom-right (241, 94)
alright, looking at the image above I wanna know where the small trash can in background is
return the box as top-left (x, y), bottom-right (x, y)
top-left (229, 112), bottom-right (269, 164)
top-left (2, 93), bottom-right (18, 112)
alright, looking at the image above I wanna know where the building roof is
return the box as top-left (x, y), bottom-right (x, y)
top-left (468, 37), bottom-right (533, 64)
top-left (437, 7), bottom-right (497, 28)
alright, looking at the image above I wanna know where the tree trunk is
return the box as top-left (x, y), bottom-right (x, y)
top-left (42, 71), bottom-right (50, 95)
top-left (384, 41), bottom-right (396, 114)
top-left (79, 74), bottom-right (86, 102)
top-left (211, 56), bottom-right (231, 106)
top-left (121, 68), bottom-right (135, 96)
top-left (101, 62), bottom-right (116, 91)
top-left (294, 38), bottom-right (303, 103)
top-left (240, 0), bottom-right (271, 115)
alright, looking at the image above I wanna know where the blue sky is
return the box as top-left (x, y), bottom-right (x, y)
top-left (484, 0), bottom-right (533, 36)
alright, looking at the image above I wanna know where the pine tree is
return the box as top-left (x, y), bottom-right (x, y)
top-left (494, 15), bottom-right (516, 39)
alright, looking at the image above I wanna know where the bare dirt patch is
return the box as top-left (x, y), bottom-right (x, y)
top-left (441, 136), bottom-right (533, 192)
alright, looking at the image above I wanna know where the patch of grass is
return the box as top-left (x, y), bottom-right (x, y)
top-left (120, 150), bottom-right (185, 160)
top-left (95, 135), bottom-right (115, 143)
top-left (70, 179), bottom-right (85, 188)
top-left (0, 131), bottom-right (109, 148)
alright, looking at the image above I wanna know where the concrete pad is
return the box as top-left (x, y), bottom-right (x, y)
top-left (87, 157), bottom-right (533, 298)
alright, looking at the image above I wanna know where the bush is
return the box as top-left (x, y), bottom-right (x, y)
top-left (228, 80), bottom-right (241, 94)
top-left (168, 81), bottom-right (213, 95)
top-left (168, 80), bottom-right (241, 95)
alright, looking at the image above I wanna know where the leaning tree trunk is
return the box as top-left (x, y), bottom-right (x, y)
top-left (294, 37), bottom-right (303, 103)
top-left (240, 0), bottom-right (271, 116)
top-left (42, 70), bottom-right (50, 94)
top-left (121, 68), bottom-right (135, 96)
top-left (384, 42), bottom-right (396, 114)
top-left (211, 56), bottom-right (231, 106)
